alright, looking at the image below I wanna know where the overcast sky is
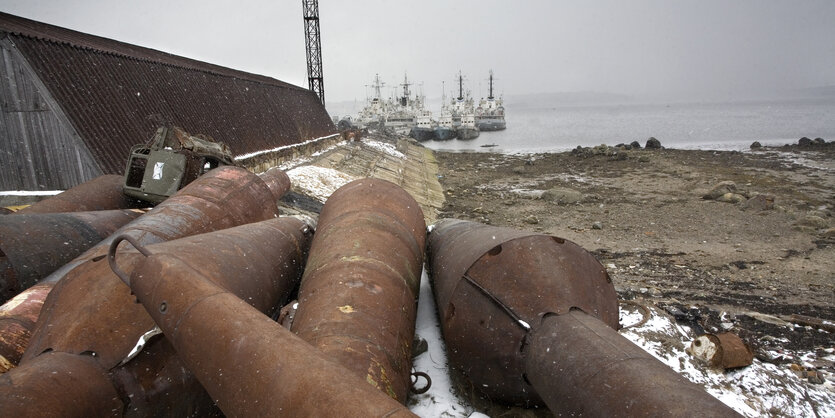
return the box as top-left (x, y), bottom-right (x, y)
top-left (1, 1), bottom-right (834, 104)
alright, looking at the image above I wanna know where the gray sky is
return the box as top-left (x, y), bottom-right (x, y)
top-left (2, 0), bottom-right (834, 104)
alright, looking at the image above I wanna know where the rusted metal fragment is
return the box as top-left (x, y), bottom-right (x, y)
top-left (690, 333), bottom-right (754, 369)
top-left (125, 251), bottom-right (415, 417)
top-left (15, 175), bottom-right (143, 215)
top-left (258, 166), bottom-right (292, 204)
top-left (0, 284), bottom-right (50, 371)
top-left (0, 209), bottom-right (142, 303)
top-left (527, 311), bottom-right (740, 416)
top-left (0, 351), bottom-right (122, 417)
top-left (0, 166), bottom-right (287, 371)
top-left (292, 178), bottom-right (426, 403)
top-left (428, 219), bottom-right (739, 415)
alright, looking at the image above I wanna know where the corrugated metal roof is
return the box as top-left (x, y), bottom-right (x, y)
top-left (0, 12), bottom-right (336, 175)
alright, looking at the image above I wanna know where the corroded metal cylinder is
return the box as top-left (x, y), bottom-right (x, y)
top-left (0, 166), bottom-right (289, 372)
top-left (15, 174), bottom-right (143, 214)
top-left (0, 351), bottom-right (122, 417)
top-left (258, 166), bottom-right (292, 204)
top-left (122, 250), bottom-right (416, 417)
top-left (0, 217), bottom-right (311, 416)
top-left (428, 219), bottom-right (738, 416)
top-left (291, 178), bottom-right (426, 403)
top-left (0, 209), bottom-right (143, 303)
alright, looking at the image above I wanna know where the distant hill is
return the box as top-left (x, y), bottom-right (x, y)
top-left (506, 91), bottom-right (634, 107)
top-left (792, 85), bottom-right (835, 98)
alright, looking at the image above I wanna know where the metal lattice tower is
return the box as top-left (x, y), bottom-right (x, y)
top-left (302, 0), bottom-right (324, 105)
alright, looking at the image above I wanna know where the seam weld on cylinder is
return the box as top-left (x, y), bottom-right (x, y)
top-left (126, 247), bottom-right (415, 417)
top-left (0, 166), bottom-right (288, 373)
top-left (0, 217), bottom-right (311, 415)
top-left (15, 175), bottom-right (144, 215)
top-left (291, 178), bottom-right (426, 403)
top-left (0, 210), bottom-right (142, 303)
top-left (427, 219), bottom-right (739, 416)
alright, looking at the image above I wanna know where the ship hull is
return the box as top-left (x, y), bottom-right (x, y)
top-left (476, 118), bottom-right (506, 131)
top-left (456, 127), bottom-right (480, 140)
top-left (434, 127), bottom-right (456, 141)
top-left (409, 127), bottom-right (437, 142)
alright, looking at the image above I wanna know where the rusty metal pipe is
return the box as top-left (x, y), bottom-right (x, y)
top-left (15, 174), bottom-right (144, 215)
top-left (0, 209), bottom-right (143, 303)
top-left (291, 178), bottom-right (426, 403)
top-left (0, 166), bottom-right (289, 372)
top-left (427, 219), bottom-right (738, 415)
top-left (0, 217), bottom-right (311, 415)
top-left (123, 249), bottom-right (415, 417)
top-left (526, 310), bottom-right (738, 416)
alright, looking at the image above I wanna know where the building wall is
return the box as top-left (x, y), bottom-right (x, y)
top-left (0, 37), bottom-right (101, 190)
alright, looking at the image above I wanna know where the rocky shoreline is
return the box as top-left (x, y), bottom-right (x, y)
top-left (432, 139), bottom-right (834, 409)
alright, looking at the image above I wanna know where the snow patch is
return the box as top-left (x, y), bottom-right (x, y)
top-left (286, 165), bottom-right (357, 202)
top-left (363, 140), bottom-right (405, 159)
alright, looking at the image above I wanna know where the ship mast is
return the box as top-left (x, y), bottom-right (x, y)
top-left (487, 70), bottom-right (495, 100)
top-left (400, 74), bottom-right (411, 107)
top-left (456, 71), bottom-right (464, 101)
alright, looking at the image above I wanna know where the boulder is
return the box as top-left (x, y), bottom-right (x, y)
top-left (750, 141), bottom-right (762, 149)
top-left (542, 187), bottom-right (583, 205)
top-left (703, 181), bottom-right (738, 200)
top-left (798, 137), bottom-right (812, 146)
top-left (630, 141), bottom-right (641, 149)
top-left (645, 137), bottom-right (661, 149)
top-left (797, 215), bottom-right (828, 230)
top-left (813, 137), bottom-right (826, 145)
top-left (743, 194), bottom-right (775, 211)
top-left (716, 193), bottom-right (745, 204)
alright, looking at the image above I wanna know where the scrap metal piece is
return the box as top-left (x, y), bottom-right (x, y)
top-left (0, 166), bottom-right (290, 371)
top-left (428, 219), bottom-right (740, 416)
top-left (122, 249), bottom-right (415, 417)
top-left (690, 333), bottom-right (754, 369)
top-left (291, 178), bottom-right (426, 403)
top-left (15, 175), bottom-right (143, 215)
top-left (0, 217), bottom-right (311, 415)
top-left (0, 209), bottom-right (142, 303)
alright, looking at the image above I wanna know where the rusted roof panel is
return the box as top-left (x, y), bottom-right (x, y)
top-left (0, 12), bottom-right (335, 175)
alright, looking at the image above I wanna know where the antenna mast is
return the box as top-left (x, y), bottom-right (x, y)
top-left (302, 0), bottom-right (325, 105)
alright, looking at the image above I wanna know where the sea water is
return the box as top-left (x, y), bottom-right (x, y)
top-left (331, 95), bottom-right (835, 153)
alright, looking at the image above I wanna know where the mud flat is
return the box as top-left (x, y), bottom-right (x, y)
top-left (432, 143), bottom-right (835, 416)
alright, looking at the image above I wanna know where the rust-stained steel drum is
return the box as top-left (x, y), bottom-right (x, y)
top-left (690, 332), bottom-right (754, 369)
top-left (123, 250), bottom-right (416, 417)
top-left (428, 219), bottom-right (618, 405)
top-left (1, 217), bottom-right (311, 415)
top-left (15, 175), bottom-right (143, 215)
top-left (428, 219), bottom-right (739, 416)
top-left (0, 351), bottom-right (122, 417)
top-left (292, 178), bottom-right (426, 403)
top-left (0, 209), bottom-right (142, 303)
top-left (0, 166), bottom-right (287, 372)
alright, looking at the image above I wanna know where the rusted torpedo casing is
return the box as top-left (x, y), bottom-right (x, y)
top-left (0, 217), bottom-right (311, 416)
top-left (0, 210), bottom-right (142, 303)
top-left (116, 245), bottom-right (416, 417)
top-left (15, 175), bottom-right (143, 215)
top-left (0, 166), bottom-right (289, 372)
top-left (428, 219), bottom-right (739, 416)
top-left (291, 178), bottom-right (426, 403)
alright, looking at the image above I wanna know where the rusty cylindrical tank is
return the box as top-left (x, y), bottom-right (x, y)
top-left (0, 209), bottom-right (143, 303)
top-left (113, 239), bottom-right (416, 417)
top-left (0, 166), bottom-right (290, 372)
top-left (15, 175), bottom-right (144, 215)
top-left (0, 217), bottom-right (311, 416)
top-left (428, 219), bottom-right (739, 416)
top-left (291, 178), bottom-right (426, 403)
